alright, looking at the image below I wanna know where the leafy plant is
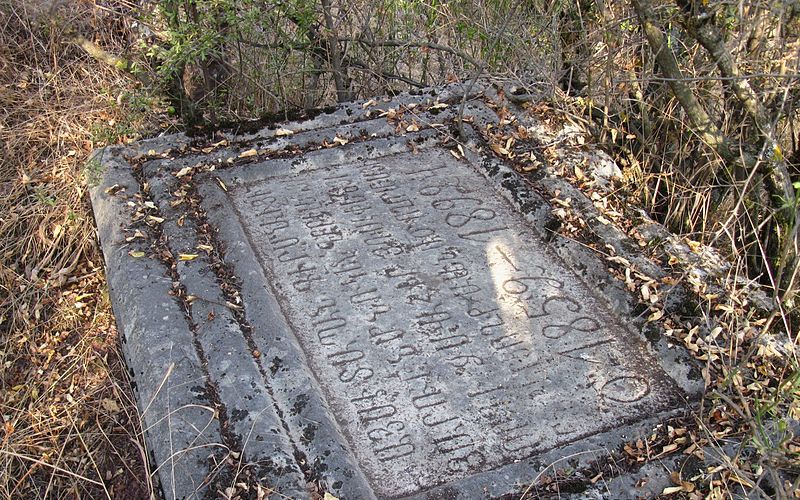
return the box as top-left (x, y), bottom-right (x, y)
top-left (83, 158), bottom-right (106, 188)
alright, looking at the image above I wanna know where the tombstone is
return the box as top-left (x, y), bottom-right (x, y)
top-left (90, 85), bottom-right (700, 499)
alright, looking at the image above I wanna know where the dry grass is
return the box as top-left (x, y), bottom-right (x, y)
top-left (0, 0), bottom-right (797, 498)
top-left (0, 1), bottom-right (152, 497)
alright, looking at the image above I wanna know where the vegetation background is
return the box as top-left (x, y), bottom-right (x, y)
top-left (0, 0), bottom-right (798, 498)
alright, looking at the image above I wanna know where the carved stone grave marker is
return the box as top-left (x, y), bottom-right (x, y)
top-left (91, 88), bottom-right (698, 499)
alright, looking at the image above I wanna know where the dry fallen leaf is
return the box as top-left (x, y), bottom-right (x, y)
top-left (238, 148), bottom-right (258, 158)
top-left (128, 250), bottom-right (145, 258)
top-left (104, 184), bottom-right (124, 195)
top-left (275, 128), bottom-right (294, 137)
top-left (125, 230), bottom-right (146, 242)
top-left (175, 166), bottom-right (194, 177)
top-left (596, 215), bottom-right (611, 225)
top-left (552, 197), bottom-right (572, 208)
top-left (100, 398), bottom-right (121, 412)
top-left (491, 143), bottom-right (510, 156)
top-left (333, 136), bottom-right (349, 146)
top-left (178, 254), bottom-right (199, 261)
top-left (727, 474), bottom-right (754, 488)
top-left (256, 484), bottom-right (271, 500)
top-left (660, 443), bottom-right (679, 455)
top-left (607, 255), bottom-right (631, 267)
top-left (686, 239), bottom-right (702, 253)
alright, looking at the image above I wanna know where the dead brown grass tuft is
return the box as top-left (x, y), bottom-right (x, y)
top-left (0, 1), bottom-right (152, 497)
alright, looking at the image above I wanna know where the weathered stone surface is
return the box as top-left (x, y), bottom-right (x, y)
top-left (90, 86), bottom-right (700, 499)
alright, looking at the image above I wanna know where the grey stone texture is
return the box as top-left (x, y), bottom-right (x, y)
top-left (90, 84), bottom-right (701, 499)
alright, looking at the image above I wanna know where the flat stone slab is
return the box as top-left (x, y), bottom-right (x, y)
top-left (90, 87), bottom-right (700, 499)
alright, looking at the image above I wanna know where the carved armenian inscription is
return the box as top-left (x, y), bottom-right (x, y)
top-left (229, 148), bottom-right (679, 496)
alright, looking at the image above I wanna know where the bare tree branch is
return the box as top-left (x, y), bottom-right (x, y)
top-left (344, 38), bottom-right (483, 71)
top-left (71, 35), bottom-right (151, 86)
top-left (681, 3), bottom-right (798, 299)
top-left (630, 0), bottom-right (738, 167)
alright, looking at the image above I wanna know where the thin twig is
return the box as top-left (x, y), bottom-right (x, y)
top-left (0, 450), bottom-right (105, 486)
top-left (343, 38), bottom-right (483, 69)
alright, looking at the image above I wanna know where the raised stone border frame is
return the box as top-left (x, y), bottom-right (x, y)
top-left (90, 83), bottom-right (702, 499)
